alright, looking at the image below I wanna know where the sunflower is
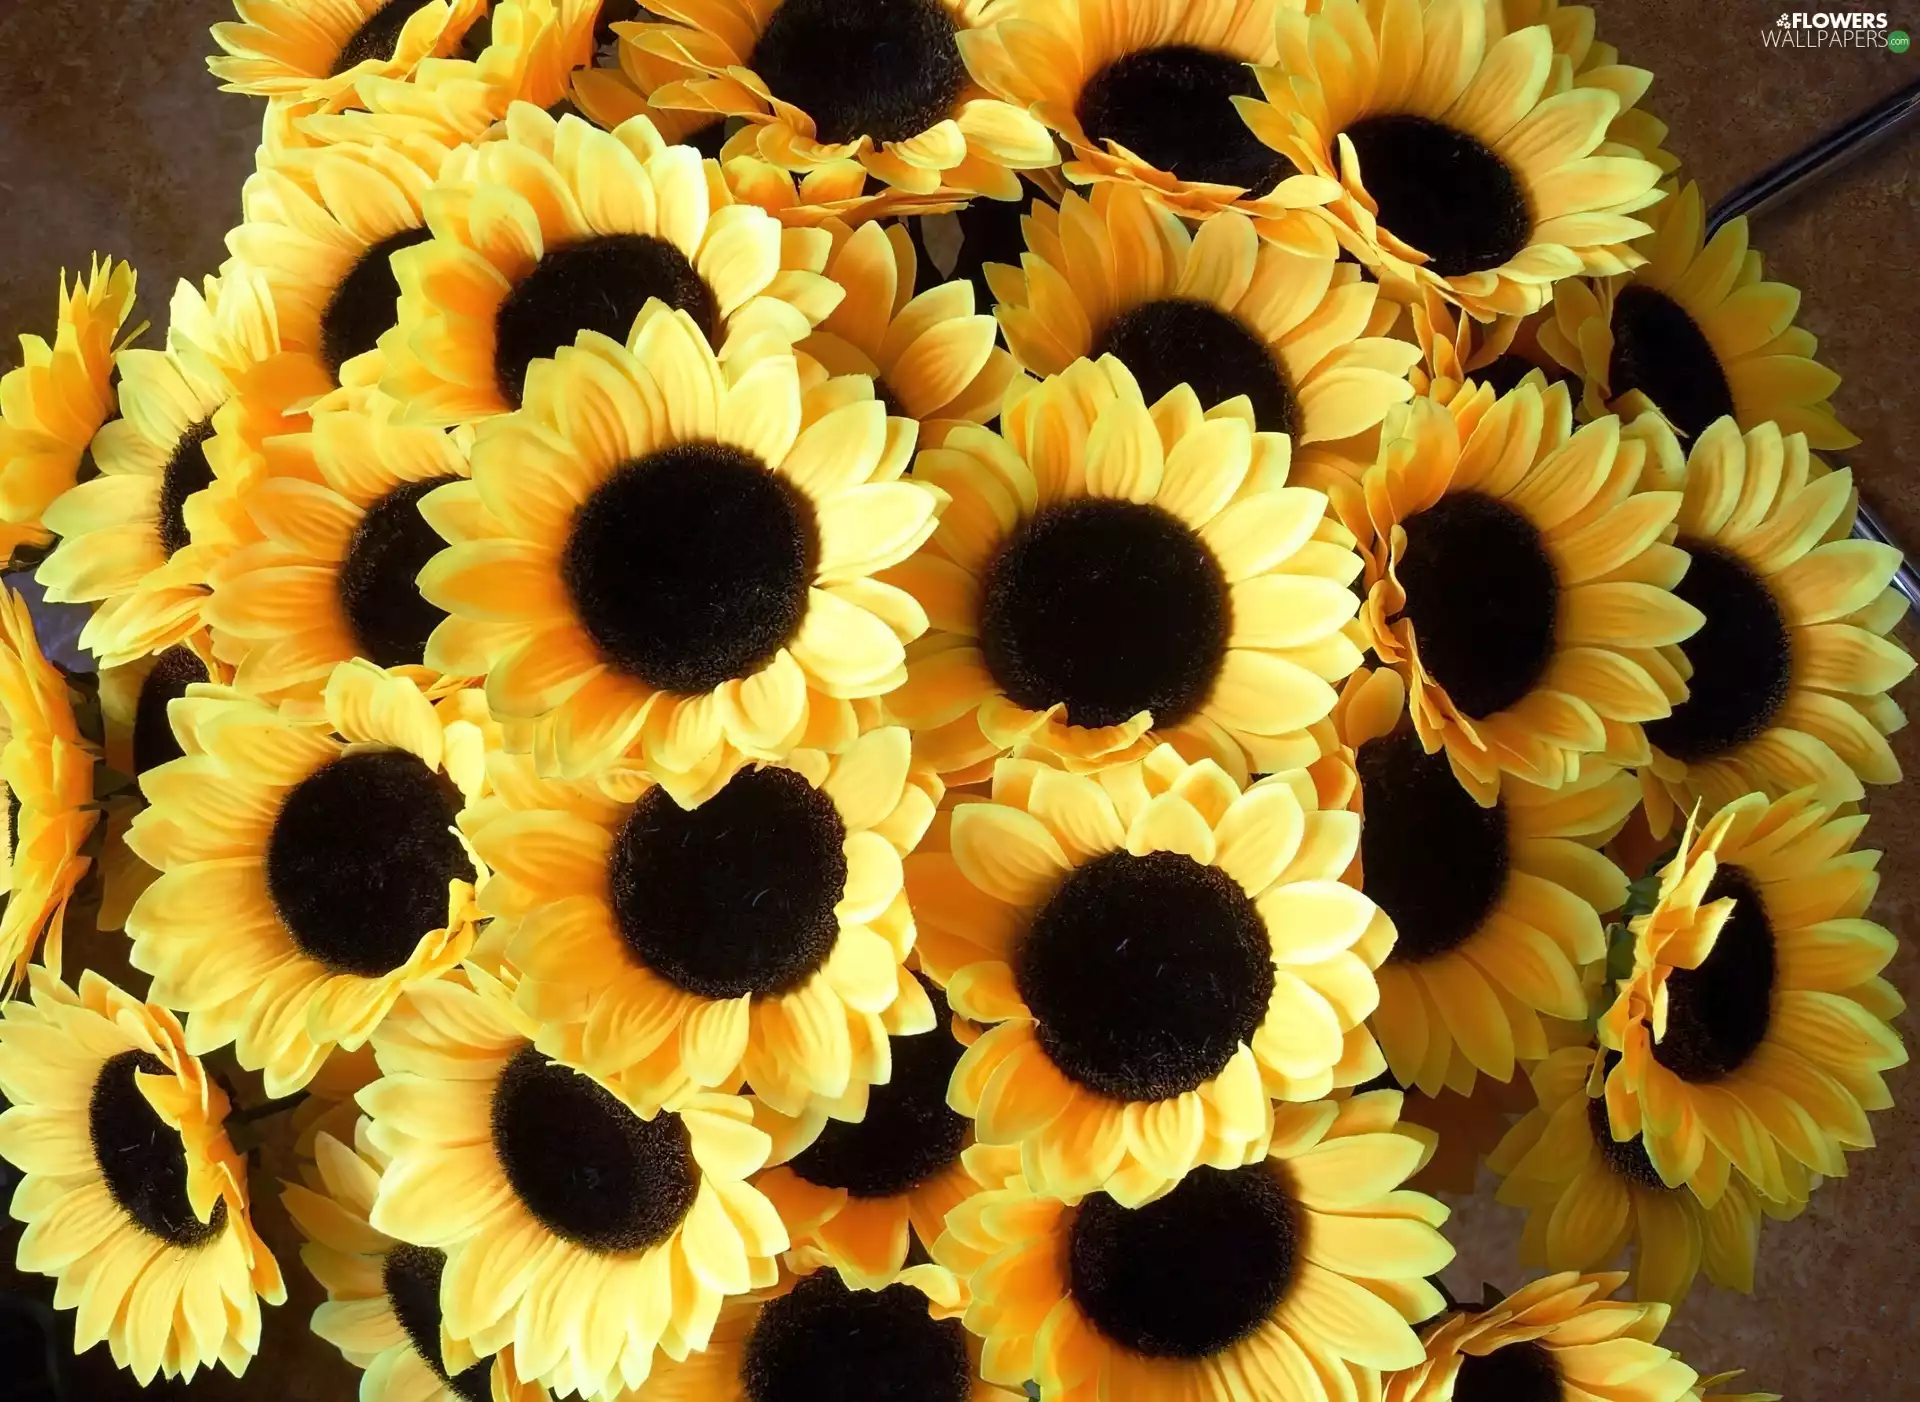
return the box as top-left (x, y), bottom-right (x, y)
top-left (360, 968), bottom-right (788, 1400)
top-left (124, 660), bottom-right (485, 1097)
top-left (1630, 417), bottom-right (1911, 835)
top-left (883, 354), bottom-right (1365, 783)
top-left (417, 307), bottom-right (939, 797)
top-left (35, 269), bottom-right (315, 668)
top-left (1537, 183), bottom-right (1857, 450)
top-left (1383, 1271), bottom-right (1699, 1402)
top-left (907, 745), bottom-right (1389, 1204)
top-left (377, 104), bottom-right (843, 427)
top-left (1405, 287), bottom-right (1578, 411)
top-left (988, 184), bottom-right (1418, 499)
top-left (802, 220), bottom-right (1017, 447)
top-left (604, 0), bottom-right (1058, 208)
top-left (1319, 666), bottom-right (1636, 1095)
top-left (1597, 791), bottom-right (1906, 1207)
top-left (208, 0), bottom-right (491, 110)
top-left (1358, 384), bottom-right (1702, 804)
top-left (0, 589), bottom-right (98, 984)
top-left (0, 256), bottom-right (139, 558)
top-left (620, 1262), bottom-right (1017, 1402)
top-left (0, 969), bottom-right (284, 1385)
top-left (467, 726), bottom-right (940, 1115)
top-left (939, 1087), bottom-right (1452, 1402)
top-left (1495, 0), bottom-right (1680, 173)
top-left (1237, 0), bottom-right (1666, 319)
top-left (284, 1115), bottom-right (546, 1402)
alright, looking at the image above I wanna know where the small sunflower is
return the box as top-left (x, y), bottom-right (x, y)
top-left (284, 1115), bottom-right (547, 1402)
top-left (1489, 1045), bottom-right (1805, 1305)
top-left (955, 0), bottom-right (1343, 243)
top-left (467, 727), bottom-right (940, 1115)
top-left (989, 184), bottom-right (1418, 494)
top-left (1322, 667), bottom-right (1637, 1095)
top-left (803, 220), bottom-right (1017, 447)
top-left (907, 745), bottom-right (1389, 1204)
top-left (1538, 183), bottom-right (1857, 450)
top-left (377, 104), bottom-right (843, 426)
top-left (1359, 384), bottom-right (1702, 803)
top-left (1238, 0), bottom-right (1666, 319)
top-left (0, 256), bottom-right (139, 557)
top-left (1405, 287), bottom-right (1575, 410)
top-left (360, 969), bottom-right (788, 1400)
top-left (205, 398), bottom-right (477, 700)
top-left (208, 0), bottom-right (491, 110)
top-left (1597, 791), bottom-right (1906, 1207)
top-left (607, 0), bottom-right (1058, 205)
top-left (0, 588), bottom-right (98, 984)
top-left (0, 969), bottom-right (285, 1385)
top-left (884, 353), bottom-right (1365, 783)
top-left (125, 660), bottom-right (485, 1097)
top-left (938, 1088), bottom-right (1452, 1402)
top-left (1384, 1271), bottom-right (1698, 1402)
top-left (418, 309), bottom-right (939, 796)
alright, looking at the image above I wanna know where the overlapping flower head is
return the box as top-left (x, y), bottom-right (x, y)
top-left (209, 0), bottom-right (493, 110)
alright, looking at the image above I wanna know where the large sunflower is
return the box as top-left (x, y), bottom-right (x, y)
top-left (1320, 667), bottom-right (1637, 1095)
top-left (907, 745), bottom-right (1388, 1204)
top-left (1538, 183), bottom-right (1857, 450)
top-left (208, 0), bottom-right (491, 110)
top-left (418, 308), bottom-right (940, 797)
top-left (124, 660), bottom-right (485, 1097)
top-left (1237, 0), bottom-right (1665, 319)
top-left (0, 969), bottom-right (284, 1385)
top-left (1383, 1271), bottom-right (1698, 1402)
top-left (989, 184), bottom-right (1418, 496)
top-left (1359, 384), bottom-right (1701, 803)
top-left (467, 726), bottom-right (940, 1115)
top-left (1628, 418), bottom-right (1911, 833)
top-left (0, 256), bottom-right (138, 558)
top-left (938, 1087), bottom-right (1452, 1402)
top-left (884, 354), bottom-right (1365, 783)
top-left (377, 105), bottom-right (842, 428)
top-left (360, 968), bottom-right (788, 1400)
top-left (1597, 792), bottom-right (1906, 1207)
top-left (284, 1115), bottom-right (546, 1402)
top-left (205, 397), bottom-right (477, 700)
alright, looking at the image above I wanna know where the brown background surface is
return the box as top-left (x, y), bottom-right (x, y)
top-left (0, 1), bottom-right (1915, 1398)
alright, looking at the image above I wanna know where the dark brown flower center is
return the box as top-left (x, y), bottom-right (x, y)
top-left (158, 419), bottom-right (217, 559)
top-left (743, 1273), bottom-right (970, 1402)
top-left (1341, 115), bottom-right (1532, 277)
top-left (1654, 864), bottom-right (1777, 1084)
top-left (1093, 298), bottom-right (1301, 435)
top-left (321, 228), bottom-right (434, 383)
top-left (132, 646), bottom-right (210, 777)
top-left (1644, 541), bottom-right (1791, 763)
top-left (1453, 1339), bottom-right (1564, 1402)
top-left (89, 1051), bottom-right (226, 1248)
top-left (1077, 46), bottom-right (1286, 193)
top-left (1607, 285), bottom-right (1736, 442)
top-left (337, 475), bottom-right (460, 669)
top-left (749, 0), bottom-right (967, 146)
top-left (382, 1244), bottom-right (492, 1402)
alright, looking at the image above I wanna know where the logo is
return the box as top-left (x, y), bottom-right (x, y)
top-left (1764, 11), bottom-right (1907, 46)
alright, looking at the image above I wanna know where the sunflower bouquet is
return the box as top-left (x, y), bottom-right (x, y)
top-left (0, 1), bottom-right (1907, 1399)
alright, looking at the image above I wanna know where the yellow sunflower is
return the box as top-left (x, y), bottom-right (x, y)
top-left (0, 588), bottom-right (98, 984)
top-left (989, 184), bottom-right (1418, 494)
top-left (1237, 0), bottom-right (1666, 319)
top-left (377, 103), bottom-right (843, 426)
top-left (208, 0), bottom-right (491, 110)
top-left (619, 1261), bottom-right (1018, 1402)
top-left (939, 1087), bottom-right (1452, 1402)
top-left (1405, 286), bottom-right (1577, 410)
top-left (0, 256), bottom-right (139, 558)
top-left (1358, 384), bottom-right (1702, 803)
top-left (1632, 417), bottom-right (1911, 835)
top-left (418, 307), bottom-right (939, 797)
top-left (907, 745), bottom-right (1388, 1204)
top-left (1538, 183), bottom-right (1857, 450)
top-left (284, 1115), bottom-right (547, 1402)
top-left (883, 353), bottom-right (1365, 783)
top-left (35, 269), bottom-right (316, 668)
top-left (605, 0), bottom-right (1058, 206)
top-left (204, 397), bottom-right (477, 700)
top-left (1383, 1271), bottom-right (1698, 1402)
top-left (1319, 666), bottom-right (1637, 1095)
top-left (803, 220), bottom-right (1017, 447)
top-left (1489, 1045), bottom-right (1805, 1305)
top-left (124, 660), bottom-right (486, 1097)
top-left (1597, 791), bottom-right (1906, 1207)
top-left (466, 726), bottom-right (940, 1115)
top-left (0, 969), bottom-right (285, 1385)
top-left (1495, 0), bottom-right (1680, 173)
top-left (360, 968), bottom-right (788, 1400)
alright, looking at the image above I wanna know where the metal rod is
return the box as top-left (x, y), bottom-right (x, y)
top-left (1707, 77), bottom-right (1920, 232)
